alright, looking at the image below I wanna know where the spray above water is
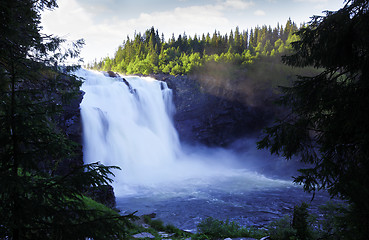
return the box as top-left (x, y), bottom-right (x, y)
top-left (78, 69), bottom-right (290, 197)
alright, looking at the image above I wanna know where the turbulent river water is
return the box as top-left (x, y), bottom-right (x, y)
top-left (78, 69), bottom-right (330, 232)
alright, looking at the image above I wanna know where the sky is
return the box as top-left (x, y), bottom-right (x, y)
top-left (41, 0), bottom-right (344, 64)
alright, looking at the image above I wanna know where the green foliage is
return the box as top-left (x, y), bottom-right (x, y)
top-left (268, 215), bottom-right (297, 240)
top-left (258, 1), bottom-right (369, 238)
top-left (196, 217), bottom-right (266, 239)
top-left (292, 203), bottom-right (312, 240)
top-left (88, 20), bottom-right (300, 76)
top-left (268, 201), bottom-right (351, 240)
top-left (316, 201), bottom-right (350, 240)
top-left (141, 215), bottom-right (190, 238)
top-left (149, 219), bottom-right (166, 231)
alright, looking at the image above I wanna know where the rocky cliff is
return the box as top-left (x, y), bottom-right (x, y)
top-left (153, 74), bottom-right (278, 147)
top-left (59, 73), bottom-right (116, 208)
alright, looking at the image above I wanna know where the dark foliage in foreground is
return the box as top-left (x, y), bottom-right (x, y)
top-left (0, 0), bottom-right (134, 239)
top-left (258, 0), bottom-right (369, 238)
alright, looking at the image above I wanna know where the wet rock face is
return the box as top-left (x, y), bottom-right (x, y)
top-left (153, 74), bottom-right (275, 147)
top-left (58, 75), bottom-right (118, 207)
top-left (105, 70), bottom-right (119, 78)
top-left (54, 79), bottom-right (84, 176)
top-left (86, 185), bottom-right (116, 209)
top-left (63, 90), bottom-right (84, 145)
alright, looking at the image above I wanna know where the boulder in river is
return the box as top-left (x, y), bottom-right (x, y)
top-left (103, 70), bottom-right (119, 78)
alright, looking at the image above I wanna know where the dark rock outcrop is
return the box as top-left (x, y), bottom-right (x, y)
top-left (104, 70), bottom-right (119, 78)
top-left (86, 185), bottom-right (116, 209)
top-left (153, 74), bottom-right (277, 147)
top-left (58, 73), bottom-right (116, 208)
top-left (54, 77), bottom-right (84, 175)
top-left (63, 90), bottom-right (84, 144)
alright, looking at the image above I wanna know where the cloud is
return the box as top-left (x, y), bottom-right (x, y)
top-left (41, 0), bottom-right (238, 63)
top-left (41, 0), bottom-right (127, 62)
top-left (124, 5), bottom-right (232, 38)
top-left (123, 1), bottom-right (255, 38)
top-left (292, 0), bottom-right (334, 12)
top-left (254, 10), bottom-right (266, 16)
top-left (294, 0), bottom-right (328, 2)
top-left (223, 0), bottom-right (254, 10)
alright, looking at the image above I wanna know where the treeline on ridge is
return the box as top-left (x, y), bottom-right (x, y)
top-left (88, 19), bottom-right (301, 76)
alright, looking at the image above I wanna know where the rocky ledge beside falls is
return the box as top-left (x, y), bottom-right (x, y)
top-left (61, 72), bottom-right (116, 208)
top-left (152, 73), bottom-right (277, 147)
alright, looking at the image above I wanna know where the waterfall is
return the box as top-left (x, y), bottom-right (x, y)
top-left (75, 69), bottom-right (331, 230)
top-left (78, 69), bottom-right (290, 197)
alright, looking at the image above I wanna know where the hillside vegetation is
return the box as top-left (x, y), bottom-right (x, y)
top-left (89, 19), bottom-right (300, 76)
top-left (89, 20), bottom-right (322, 107)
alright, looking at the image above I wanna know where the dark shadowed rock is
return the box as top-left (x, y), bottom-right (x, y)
top-left (105, 70), bottom-right (119, 78)
top-left (63, 90), bottom-right (84, 144)
top-left (54, 78), bottom-right (84, 175)
top-left (86, 185), bottom-right (116, 208)
top-left (57, 74), bottom-right (116, 208)
top-left (122, 78), bottom-right (135, 93)
top-left (153, 74), bottom-right (276, 147)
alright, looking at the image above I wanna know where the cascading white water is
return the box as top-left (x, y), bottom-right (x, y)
top-left (78, 69), bottom-right (290, 197)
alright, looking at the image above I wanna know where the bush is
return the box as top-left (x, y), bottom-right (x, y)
top-left (196, 217), bottom-right (265, 239)
top-left (316, 201), bottom-right (350, 240)
top-left (268, 215), bottom-right (297, 240)
top-left (292, 202), bottom-right (312, 240)
top-left (142, 215), bottom-right (189, 238)
top-left (268, 201), bottom-right (352, 240)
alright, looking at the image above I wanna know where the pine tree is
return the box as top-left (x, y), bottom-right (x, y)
top-left (91, 22), bottom-right (300, 75)
top-left (242, 30), bottom-right (248, 50)
top-left (234, 26), bottom-right (242, 54)
top-left (258, 0), bottom-right (369, 237)
top-left (248, 29), bottom-right (254, 48)
top-left (0, 0), bottom-right (134, 239)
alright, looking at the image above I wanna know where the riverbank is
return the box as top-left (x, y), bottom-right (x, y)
top-left (127, 196), bottom-right (347, 240)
